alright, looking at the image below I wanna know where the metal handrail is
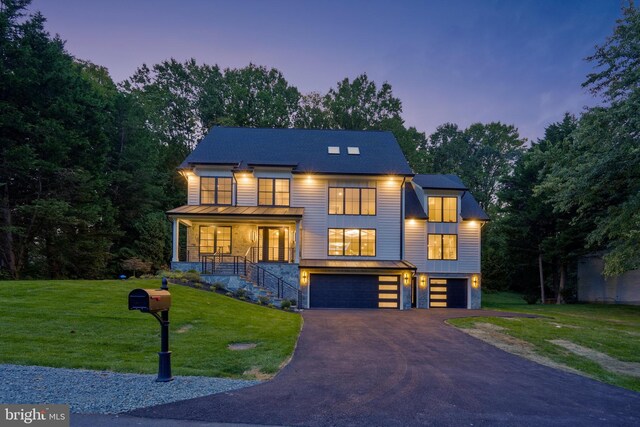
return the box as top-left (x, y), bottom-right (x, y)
top-left (200, 253), bottom-right (301, 303)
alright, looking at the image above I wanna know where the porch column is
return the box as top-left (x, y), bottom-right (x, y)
top-left (295, 220), bottom-right (301, 263)
top-left (172, 218), bottom-right (179, 262)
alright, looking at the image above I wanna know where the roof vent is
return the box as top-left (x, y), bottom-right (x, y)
top-left (347, 146), bottom-right (360, 155)
top-left (328, 146), bottom-right (340, 155)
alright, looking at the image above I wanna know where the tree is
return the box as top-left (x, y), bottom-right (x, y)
top-left (0, 0), bottom-right (118, 278)
top-left (220, 63), bottom-right (300, 128)
top-left (540, 4), bottom-right (640, 276)
top-left (323, 74), bottom-right (403, 130)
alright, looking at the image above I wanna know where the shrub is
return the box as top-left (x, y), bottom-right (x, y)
top-left (522, 294), bottom-right (538, 305)
top-left (289, 298), bottom-right (297, 306)
top-left (225, 292), bottom-right (233, 297)
top-left (193, 282), bottom-right (203, 289)
top-left (280, 300), bottom-right (292, 310)
top-left (258, 296), bottom-right (270, 305)
top-left (234, 288), bottom-right (248, 299)
top-left (268, 303), bottom-right (275, 309)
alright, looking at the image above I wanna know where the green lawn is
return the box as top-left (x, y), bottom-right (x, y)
top-left (0, 279), bottom-right (302, 379)
top-left (448, 291), bottom-right (640, 392)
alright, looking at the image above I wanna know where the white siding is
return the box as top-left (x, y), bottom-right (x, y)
top-left (292, 175), bottom-right (403, 260)
top-left (291, 175), bottom-right (327, 259)
top-left (188, 175), bottom-right (199, 205)
top-left (236, 175), bottom-right (257, 206)
top-left (425, 220), bottom-right (480, 273)
top-left (404, 219), bottom-right (427, 271)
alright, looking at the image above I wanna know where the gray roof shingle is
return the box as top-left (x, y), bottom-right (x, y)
top-left (404, 184), bottom-right (428, 219)
top-left (180, 127), bottom-right (413, 175)
top-left (412, 174), bottom-right (468, 190)
top-left (461, 192), bottom-right (490, 221)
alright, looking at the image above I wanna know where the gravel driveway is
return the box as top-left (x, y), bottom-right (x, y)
top-left (0, 364), bottom-right (258, 414)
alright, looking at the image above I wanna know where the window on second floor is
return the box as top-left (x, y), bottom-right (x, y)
top-left (200, 177), bottom-right (232, 205)
top-left (258, 178), bottom-right (290, 206)
top-left (328, 228), bottom-right (376, 256)
top-left (428, 234), bottom-right (457, 260)
top-left (428, 196), bottom-right (457, 222)
top-left (328, 187), bottom-right (376, 215)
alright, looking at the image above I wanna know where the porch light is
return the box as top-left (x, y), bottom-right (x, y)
top-left (301, 271), bottom-right (308, 285)
top-left (403, 272), bottom-right (410, 286)
top-left (420, 275), bottom-right (427, 289)
top-left (472, 275), bottom-right (479, 289)
top-left (468, 220), bottom-right (478, 227)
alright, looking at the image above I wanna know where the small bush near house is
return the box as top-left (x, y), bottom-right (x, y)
top-left (280, 300), bottom-right (292, 310)
top-left (258, 296), bottom-right (270, 305)
top-left (289, 298), bottom-right (297, 307)
top-left (225, 292), bottom-right (233, 297)
top-left (235, 289), bottom-right (248, 299)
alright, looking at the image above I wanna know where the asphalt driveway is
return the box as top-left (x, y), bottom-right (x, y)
top-left (127, 309), bottom-right (640, 426)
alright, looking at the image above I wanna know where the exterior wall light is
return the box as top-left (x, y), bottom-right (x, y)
top-left (472, 275), bottom-right (480, 289)
top-left (301, 271), bottom-right (308, 286)
top-left (403, 272), bottom-right (410, 286)
top-left (420, 275), bottom-right (427, 289)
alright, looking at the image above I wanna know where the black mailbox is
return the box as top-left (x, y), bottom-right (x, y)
top-left (128, 288), bottom-right (171, 312)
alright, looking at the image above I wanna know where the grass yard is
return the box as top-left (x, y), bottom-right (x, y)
top-left (448, 292), bottom-right (640, 392)
top-left (0, 279), bottom-right (302, 379)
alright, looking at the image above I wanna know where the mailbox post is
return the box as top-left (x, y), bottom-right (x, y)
top-left (128, 277), bottom-right (173, 382)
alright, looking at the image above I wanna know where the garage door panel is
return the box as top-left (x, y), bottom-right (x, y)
top-left (429, 278), bottom-right (467, 308)
top-left (310, 274), bottom-right (399, 309)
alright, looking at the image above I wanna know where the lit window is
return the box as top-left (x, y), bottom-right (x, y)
top-left (428, 234), bottom-right (457, 260)
top-left (258, 178), bottom-right (290, 206)
top-left (199, 226), bottom-right (232, 254)
top-left (200, 177), bottom-right (232, 205)
top-left (328, 228), bottom-right (376, 256)
top-left (428, 197), bottom-right (457, 223)
top-left (328, 187), bottom-right (376, 215)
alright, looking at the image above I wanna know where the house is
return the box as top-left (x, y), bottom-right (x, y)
top-left (168, 127), bottom-right (488, 309)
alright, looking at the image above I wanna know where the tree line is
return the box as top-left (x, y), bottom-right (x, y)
top-left (1, 0), bottom-right (638, 301)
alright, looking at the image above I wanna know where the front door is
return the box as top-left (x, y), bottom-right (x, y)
top-left (258, 227), bottom-right (289, 262)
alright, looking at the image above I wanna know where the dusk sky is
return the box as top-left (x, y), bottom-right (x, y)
top-left (31, 0), bottom-right (622, 141)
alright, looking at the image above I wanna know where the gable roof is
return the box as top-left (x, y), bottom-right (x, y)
top-left (411, 174), bottom-right (489, 221)
top-left (412, 174), bottom-right (468, 190)
top-left (180, 127), bottom-right (413, 176)
top-left (461, 192), bottom-right (490, 221)
top-left (404, 184), bottom-right (428, 219)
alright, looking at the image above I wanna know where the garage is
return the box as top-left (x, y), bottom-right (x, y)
top-left (429, 278), bottom-right (467, 308)
top-left (309, 274), bottom-right (400, 309)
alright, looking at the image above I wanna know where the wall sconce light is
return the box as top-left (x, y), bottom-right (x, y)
top-left (403, 272), bottom-right (410, 286)
top-left (420, 275), bottom-right (427, 289)
top-left (301, 271), bottom-right (308, 286)
top-left (472, 275), bottom-right (479, 289)
top-left (250, 230), bottom-right (257, 243)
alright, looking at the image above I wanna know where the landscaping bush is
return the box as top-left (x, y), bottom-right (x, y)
top-left (289, 298), bottom-right (297, 306)
top-left (258, 296), bottom-right (270, 305)
top-left (234, 288), bottom-right (249, 299)
top-left (522, 294), bottom-right (539, 305)
top-left (280, 299), bottom-right (292, 310)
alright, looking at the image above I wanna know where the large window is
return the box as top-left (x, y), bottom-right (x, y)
top-left (427, 234), bottom-right (457, 260)
top-left (258, 178), bottom-right (290, 206)
top-left (200, 177), bottom-right (232, 205)
top-left (328, 228), bottom-right (376, 256)
top-left (428, 196), bottom-right (457, 222)
top-left (329, 187), bottom-right (376, 215)
top-left (199, 226), bottom-right (232, 254)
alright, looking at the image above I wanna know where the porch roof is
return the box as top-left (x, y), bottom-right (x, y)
top-left (167, 205), bottom-right (304, 218)
top-left (300, 259), bottom-right (416, 270)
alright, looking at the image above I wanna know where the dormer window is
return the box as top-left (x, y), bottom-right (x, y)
top-left (347, 146), bottom-right (360, 155)
top-left (328, 146), bottom-right (340, 154)
top-left (428, 196), bottom-right (457, 222)
top-left (201, 177), bottom-right (232, 205)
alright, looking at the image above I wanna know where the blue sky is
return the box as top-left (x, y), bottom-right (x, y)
top-left (31, 0), bottom-right (622, 141)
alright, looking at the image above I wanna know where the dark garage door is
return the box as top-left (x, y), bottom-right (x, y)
top-left (429, 278), bottom-right (467, 308)
top-left (310, 274), bottom-right (399, 309)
